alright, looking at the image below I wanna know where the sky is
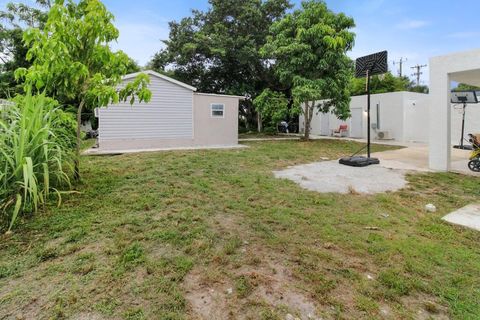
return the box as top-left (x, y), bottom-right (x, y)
top-left (2, 0), bottom-right (480, 85)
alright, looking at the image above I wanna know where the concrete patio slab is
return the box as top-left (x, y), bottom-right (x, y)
top-left (442, 204), bottom-right (480, 231)
top-left (372, 145), bottom-right (480, 176)
top-left (84, 144), bottom-right (247, 156)
top-left (274, 160), bottom-right (408, 194)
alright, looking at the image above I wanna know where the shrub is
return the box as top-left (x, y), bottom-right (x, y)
top-left (0, 92), bottom-right (75, 232)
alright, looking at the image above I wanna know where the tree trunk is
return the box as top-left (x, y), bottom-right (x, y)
top-left (257, 112), bottom-right (263, 133)
top-left (74, 99), bottom-right (86, 181)
top-left (304, 102), bottom-right (313, 140)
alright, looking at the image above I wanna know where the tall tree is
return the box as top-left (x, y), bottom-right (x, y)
top-left (150, 0), bottom-right (292, 130)
top-left (0, 1), bottom-right (50, 97)
top-left (253, 89), bottom-right (289, 132)
top-left (16, 0), bottom-right (152, 179)
top-left (262, 0), bottom-right (355, 140)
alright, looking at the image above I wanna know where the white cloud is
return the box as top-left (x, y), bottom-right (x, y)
top-left (396, 20), bottom-right (430, 30)
top-left (447, 31), bottom-right (480, 39)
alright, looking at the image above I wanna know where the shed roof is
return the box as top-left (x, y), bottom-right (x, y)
top-left (123, 70), bottom-right (197, 92)
top-left (194, 92), bottom-right (245, 100)
top-left (123, 70), bottom-right (246, 100)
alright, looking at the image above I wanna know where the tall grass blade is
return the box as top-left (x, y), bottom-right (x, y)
top-left (0, 91), bottom-right (75, 231)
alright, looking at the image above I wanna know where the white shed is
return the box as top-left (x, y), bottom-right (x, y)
top-left (96, 70), bottom-right (243, 152)
top-left (299, 91), bottom-right (430, 143)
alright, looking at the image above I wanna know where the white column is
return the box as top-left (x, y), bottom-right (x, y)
top-left (429, 60), bottom-right (451, 171)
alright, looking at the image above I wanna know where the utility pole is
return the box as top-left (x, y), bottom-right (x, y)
top-left (393, 57), bottom-right (407, 77)
top-left (411, 64), bottom-right (427, 86)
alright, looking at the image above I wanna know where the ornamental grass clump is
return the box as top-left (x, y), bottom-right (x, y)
top-left (0, 92), bottom-right (76, 232)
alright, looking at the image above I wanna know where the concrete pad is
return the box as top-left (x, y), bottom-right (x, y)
top-left (442, 204), bottom-right (480, 231)
top-left (273, 160), bottom-right (408, 194)
top-left (372, 145), bottom-right (480, 176)
top-left (84, 144), bottom-right (247, 156)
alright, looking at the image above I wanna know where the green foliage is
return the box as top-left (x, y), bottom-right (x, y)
top-left (262, 0), bottom-right (355, 139)
top-left (350, 72), bottom-right (430, 95)
top-left (454, 83), bottom-right (480, 92)
top-left (0, 1), bottom-right (50, 98)
top-left (350, 73), bottom-right (411, 96)
top-left (14, 0), bottom-right (152, 178)
top-left (151, 0), bottom-right (293, 129)
top-left (253, 89), bottom-right (290, 131)
top-left (0, 92), bottom-right (75, 232)
top-left (409, 84), bottom-right (429, 94)
top-left (15, 0), bottom-right (151, 108)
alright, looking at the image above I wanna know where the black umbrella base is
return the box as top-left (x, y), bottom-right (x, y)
top-left (339, 156), bottom-right (380, 167)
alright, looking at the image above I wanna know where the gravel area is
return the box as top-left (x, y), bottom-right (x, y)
top-left (274, 160), bottom-right (409, 194)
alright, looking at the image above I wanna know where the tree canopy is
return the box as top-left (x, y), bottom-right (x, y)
top-left (261, 0), bottom-right (355, 139)
top-left (15, 0), bottom-right (151, 178)
top-left (454, 83), bottom-right (480, 92)
top-left (253, 88), bottom-right (289, 131)
top-left (0, 1), bottom-right (50, 97)
top-left (150, 0), bottom-right (293, 130)
top-left (350, 72), bottom-right (429, 96)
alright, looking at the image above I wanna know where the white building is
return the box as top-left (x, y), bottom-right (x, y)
top-left (300, 90), bottom-right (480, 146)
top-left (299, 91), bottom-right (430, 143)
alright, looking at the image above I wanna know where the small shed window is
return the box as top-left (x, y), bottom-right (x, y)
top-left (211, 104), bottom-right (225, 118)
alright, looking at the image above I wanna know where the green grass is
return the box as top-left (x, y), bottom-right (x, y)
top-left (0, 139), bottom-right (479, 319)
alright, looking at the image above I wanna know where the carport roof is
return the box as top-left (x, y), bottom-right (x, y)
top-left (450, 68), bottom-right (480, 87)
top-left (431, 49), bottom-right (480, 87)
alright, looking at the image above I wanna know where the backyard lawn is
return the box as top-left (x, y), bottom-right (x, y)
top-left (1, 140), bottom-right (479, 320)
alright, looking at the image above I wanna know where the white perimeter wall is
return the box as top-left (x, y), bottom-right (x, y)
top-left (300, 91), bottom-right (429, 143)
top-left (402, 92), bottom-right (430, 143)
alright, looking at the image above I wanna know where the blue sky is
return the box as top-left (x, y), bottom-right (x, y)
top-left (3, 0), bottom-right (480, 85)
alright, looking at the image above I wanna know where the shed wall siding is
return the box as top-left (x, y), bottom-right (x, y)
top-left (98, 76), bottom-right (193, 140)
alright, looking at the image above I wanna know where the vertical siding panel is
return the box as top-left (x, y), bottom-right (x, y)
top-left (99, 75), bottom-right (193, 140)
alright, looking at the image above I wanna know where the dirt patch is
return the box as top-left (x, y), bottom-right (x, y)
top-left (401, 294), bottom-right (450, 320)
top-left (183, 243), bottom-right (321, 320)
top-left (70, 312), bottom-right (109, 320)
top-left (0, 264), bottom-right (67, 320)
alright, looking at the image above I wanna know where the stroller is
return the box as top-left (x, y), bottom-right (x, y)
top-left (467, 133), bottom-right (480, 172)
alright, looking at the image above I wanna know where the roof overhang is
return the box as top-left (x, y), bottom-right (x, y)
top-left (122, 70), bottom-right (197, 92)
top-left (194, 92), bottom-right (245, 100)
top-left (431, 48), bottom-right (480, 87)
top-left (450, 68), bottom-right (480, 87)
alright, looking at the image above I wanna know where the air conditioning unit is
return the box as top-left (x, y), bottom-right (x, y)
top-left (377, 131), bottom-right (392, 140)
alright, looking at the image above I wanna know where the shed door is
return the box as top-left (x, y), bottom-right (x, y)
top-left (320, 113), bottom-right (330, 136)
top-left (350, 108), bottom-right (363, 138)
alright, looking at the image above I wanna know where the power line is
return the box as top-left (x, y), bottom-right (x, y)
top-left (411, 64), bottom-right (427, 86)
top-left (393, 57), bottom-right (407, 77)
